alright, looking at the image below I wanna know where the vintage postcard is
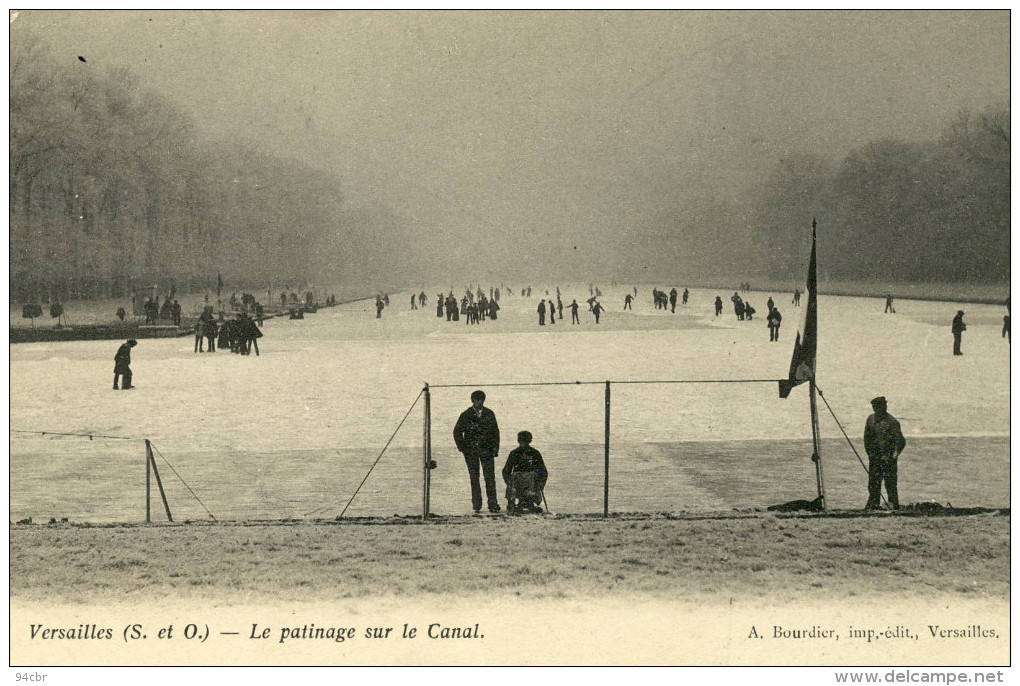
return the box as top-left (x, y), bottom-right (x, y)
top-left (8, 10), bottom-right (1010, 675)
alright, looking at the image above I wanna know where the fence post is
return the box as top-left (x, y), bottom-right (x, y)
top-left (604, 380), bottom-right (610, 518)
top-left (422, 384), bottom-right (431, 520)
top-left (145, 439), bottom-right (152, 523)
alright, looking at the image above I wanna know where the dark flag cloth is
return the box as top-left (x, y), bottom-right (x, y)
top-left (779, 220), bottom-right (818, 398)
top-left (217, 272), bottom-right (224, 295)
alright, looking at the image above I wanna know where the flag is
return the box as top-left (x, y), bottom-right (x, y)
top-left (779, 219), bottom-right (818, 398)
top-left (217, 272), bottom-right (224, 295)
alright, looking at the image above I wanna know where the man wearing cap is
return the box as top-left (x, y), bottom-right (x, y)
top-left (951, 310), bottom-right (967, 356)
top-left (502, 430), bottom-right (548, 514)
top-left (113, 339), bottom-right (137, 390)
top-left (864, 396), bottom-right (906, 510)
top-left (453, 390), bottom-right (501, 513)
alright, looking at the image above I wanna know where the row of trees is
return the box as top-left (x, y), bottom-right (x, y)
top-left (753, 105), bottom-right (1010, 283)
top-left (625, 104), bottom-right (1009, 286)
top-left (10, 35), bottom-right (345, 302)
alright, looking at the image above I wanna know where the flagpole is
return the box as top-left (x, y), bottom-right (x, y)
top-left (809, 378), bottom-right (827, 510)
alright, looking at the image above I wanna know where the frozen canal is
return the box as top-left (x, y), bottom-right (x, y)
top-left (10, 286), bottom-right (1010, 521)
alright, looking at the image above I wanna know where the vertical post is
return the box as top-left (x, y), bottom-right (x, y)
top-left (604, 380), bottom-right (611, 518)
top-left (422, 386), bottom-right (428, 521)
top-left (808, 379), bottom-right (827, 511)
top-left (145, 439), bottom-right (152, 523)
top-left (424, 384), bottom-right (432, 519)
top-left (148, 447), bottom-right (174, 522)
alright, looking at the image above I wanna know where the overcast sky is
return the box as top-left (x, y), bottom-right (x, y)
top-left (13, 10), bottom-right (1009, 282)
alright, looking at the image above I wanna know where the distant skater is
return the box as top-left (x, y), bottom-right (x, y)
top-left (569, 299), bottom-right (580, 324)
top-left (714, 296), bottom-right (723, 317)
top-left (951, 310), bottom-right (966, 355)
top-left (1003, 315), bottom-right (1010, 343)
top-left (592, 301), bottom-right (605, 324)
top-left (411, 294), bottom-right (417, 310)
top-left (113, 339), bottom-right (137, 390)
top-left (669, 288), bottom-right (678, 313)
top-left (767, 307), bottom-right (782, 342)
top-left (792, 288), bottom-right (801, 306)
top-left (538, 299), bottom-right (546, 326)
top-left (624, 293), bottom-right (633, 310)
top-left (682, 288), bottom-right (689, 306)
top-left (884, 294), bottom-right (895, 313)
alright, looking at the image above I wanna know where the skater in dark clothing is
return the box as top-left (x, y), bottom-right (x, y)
top-left (714, 296), bottom-right (723, 317)
top-left (669, 288), bottom-right (678, 313)
top-left (453, 390), bottom-right (501, 513)
top-left (113, 339), bottom-right (137, 390)
top-left (194, 318), bottom-right (205, 352)
top-left (255, 303), bottom-right (264, 327)
top-left (203, 317), bottom-right (218, 352)
top-left (766, 296), bottom-right (774, 313)
top-left (592, 301), bottom-right (605, 324)
top-left (502, 431), bottom-right (548, 515)
top-left (171, 300), bottom-right (182, 327)
top-left (557, 296), bottom-right (563, 319)
top-left (420, 292), bottom-right (427, 307)
top-left (437, 295), bottom-right (445, 318)
top-left (489, 299), bottom-right (500, 320)
top-left (863, 396), bottom-right (906, 510)
top-left (884, 294), bottom-right (895, 313)
top-left (569, 300), bottom-right (580, 324)
top-left (624, 294), bottom-right (633, 310)
top-left (731, 292), bottom-right (745, 320)
top-left (537, 300), bottom-right (546, 326)
top-left (767, 307), bottom-right (782, 342)
top-left (549, 301), bottom-right (556, 325)
top-left (792, 288), bottom-right (801, 306)
top-left (744, 302), bottom-right (756, 321)
top-left (951, 310), bottom-right (966, 355)
top-left (411, 294), bottom-right (417, 310)
top-left (682, 288), bottom-right (689, 306)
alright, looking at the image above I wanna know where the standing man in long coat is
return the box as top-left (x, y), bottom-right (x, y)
top-left (952, 310), bottom-right (966, 355)
top-left (453, 390), bottom-right (501, 514)
top-left (864, 396), bottom-right (907, 510)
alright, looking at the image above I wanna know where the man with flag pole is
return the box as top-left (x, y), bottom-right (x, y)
top-left (779, 219), bottom-right (825, 511)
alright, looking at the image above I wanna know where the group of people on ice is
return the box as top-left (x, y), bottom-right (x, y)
top-left (194, 308), bottom-right (264, 355)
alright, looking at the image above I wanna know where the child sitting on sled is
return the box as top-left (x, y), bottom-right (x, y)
top-left (502, 431), bottom-right (548, 515)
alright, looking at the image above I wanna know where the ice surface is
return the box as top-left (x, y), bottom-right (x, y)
top-left (9, 286), bottom-right (1010, 520)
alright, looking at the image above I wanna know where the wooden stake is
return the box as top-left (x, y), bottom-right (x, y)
top-left (809, 379), bottom-right (827, 511)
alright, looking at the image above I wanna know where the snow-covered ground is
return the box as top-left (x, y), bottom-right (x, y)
top-left (10, 285), bottom-right (1010, 521)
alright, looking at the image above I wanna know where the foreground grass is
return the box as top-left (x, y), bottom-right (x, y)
top-left (9, 512), bottom-right (1008, 604)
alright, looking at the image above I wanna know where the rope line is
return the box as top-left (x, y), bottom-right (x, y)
top-left (337, 389), bottom-right (425, 520)
top-left (11, 429), bottom-right (138, 441)
top-left (149, 443), bottom-right (217, 521)
top-left (429, 378), bottom-right (785, 388)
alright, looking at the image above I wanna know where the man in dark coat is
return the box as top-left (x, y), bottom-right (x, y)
top-left (537, 299), bottom-right (546, 326)
top-left (682, 288), bottom-right (689, 305)
top-left (864, 396), bottom-right (907, 510)
top-left (502, 430), bottom-right (548, 514)
top-left (453, 390), bottom-right (501, 513)
top-left (669, 287), bottom-right (678, 313)
top-left (767, 307), bottom-right (782, 342)
top-left (113, 339), bottom-right (137, 390)
top-left (952, 310), bottom-right (966, 355)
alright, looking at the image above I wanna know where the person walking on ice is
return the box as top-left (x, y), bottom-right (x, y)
top-left (884, 294), bottom-right (895, 313)
top-left (113, 339), bottom-right (137, 390)
top-left (951, 310), bottom-right (966, 355)
top-left (592, 300), bottom-right (605, 324)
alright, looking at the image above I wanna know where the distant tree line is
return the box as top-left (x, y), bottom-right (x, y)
top-left (10, 35), bottom-right (344, 303)
top-left (627, 104), bottom-right (1009, 286)
top-left (753, 104), bottom-right (1010, 283)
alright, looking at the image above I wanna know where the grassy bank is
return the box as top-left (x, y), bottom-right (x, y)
top-left (10, 511), bottom-right (1008, 605)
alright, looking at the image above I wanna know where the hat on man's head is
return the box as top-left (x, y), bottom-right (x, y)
top-left (470, 390), bottom-right (486, 402)
top-left (870, 396), bottom-right (887, 407)
top-left (127, 339), bottom-right (138, 346)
